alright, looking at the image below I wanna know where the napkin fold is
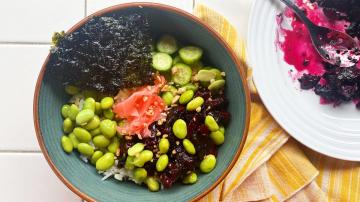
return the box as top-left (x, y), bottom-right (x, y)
top-left (194, 4), bottom-right (360, 202)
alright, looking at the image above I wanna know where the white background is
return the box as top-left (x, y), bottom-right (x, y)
top-left (0, 0), bottom-right (251, 201)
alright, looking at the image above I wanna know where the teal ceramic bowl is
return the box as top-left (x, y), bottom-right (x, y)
top-left (34, 3), bottom-right (250, 202)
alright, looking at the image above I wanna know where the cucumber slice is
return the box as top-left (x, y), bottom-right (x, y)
top-left (179, 46), bottom-right (203, 65)
top-left (156, 35), bottom-right (178, 55)
top-left (152, 53), bottom-right (173, 71)
top-left (171, 63), bottom-right (192, 85)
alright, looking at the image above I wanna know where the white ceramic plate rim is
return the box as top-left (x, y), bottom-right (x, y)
top-left (247, 0), bottom-right (360, 161)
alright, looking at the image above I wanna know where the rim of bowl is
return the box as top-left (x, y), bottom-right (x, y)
top-left (33, 2), bottom-right (251, 202)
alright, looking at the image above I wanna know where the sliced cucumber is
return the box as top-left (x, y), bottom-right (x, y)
top-left (152, 53), bottom-right (173, 71)
top-left (157, 35), bottom-right (178, 55)
top-left (171, 63), bottom-right (192, 85)
top-left (179, 46), bottom-right (203, 65)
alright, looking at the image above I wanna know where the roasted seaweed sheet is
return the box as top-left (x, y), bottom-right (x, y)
top-left (47, 13), bottom-right (154, 95)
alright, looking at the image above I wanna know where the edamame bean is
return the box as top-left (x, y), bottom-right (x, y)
top-left (209, 68), bottom-right (222, 79)
top-left (73, 127), bottom-right (91, 142)
top-left (77, 143), bottom-right (94, 157)
top-left (91, 151), bottom-right (104, 164)
top-left (183, 139), bottom-right (196, 155)
top-left (186, 97), bottom-right (204, 111)
top-left (93, 135), bottom-right (110, 148)
top-left (156, 154), bottom-right (169, 172)
top-left (182, 172), bottom-right (197, 184)
top-left (100, 97), bottom-right (114, 110)
top-left (100, 119), bottom-right (117, 139)
top-left (200, 154), bottom-right (217, 173)
top-left (107, 137), bottom-right (120, 153)
top-left (145, 177), bottom-right (160, 192)
top-left (210, 130), bottom-right (225, 145)
top-left (219, 126), bottom-right (225, 134)
top-left (208, 79), bottom-right (225, 91)
top-left (133, 150), bottom-right (153, 167)
top-left (179, 90), bottom-right (194, 104)
top-left (61, 136), bottom-right (73, 153)
top-left (159, 138), bottom-right (170, 154)
top-left (63, 118), bottom-right (74, 134)
top-left (182, 83), bottom-right (198, 92)
top-left (90, 127), bottom-right (101, 136)
top-left (95, 102), bottom-right (102, 115)
top-left (133, 168), bottom-right (147, 182)
top-left (83, 97), bottom-right (96, 111)
top-left (195, 69), bottom-right (217, 82)
top-left (172, 119), bottom-right (187, 139)
top-left (125, 156), bottom-right (135, 170)
top-left (61, 104), bottom-right (70, 118)
top-left (127, 143), bottom-right (145, 156)
top-left (82, 90), bottom-right (98, 100)
top-left (205, 115), bottom-right (219, 132)
top-left (68, 133), bottom-right (79, 148)
top-left (103, 109), bottom-right (114, 120)
top-left (96, 152), bottom-right (115, 171)
top-left (65, 85), bottom-right (80, 95)
top-left (68, 104), bottom-right (79, 121)
top-left (76, 109), bottom-right (94, 126)
top-left (161, 92), bottom-right (173, 106)
top-left (84, 115), bottom-right (100, 130)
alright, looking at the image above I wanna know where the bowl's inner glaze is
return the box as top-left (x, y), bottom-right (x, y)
top-left (37, 5), bottom-right (248, 202)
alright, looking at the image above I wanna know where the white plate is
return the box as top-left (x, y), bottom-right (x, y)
top-left (247, 0), bottom-right (360, 161)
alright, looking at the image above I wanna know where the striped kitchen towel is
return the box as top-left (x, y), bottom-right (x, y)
top-left (194, 4), bottom-right (360, 202)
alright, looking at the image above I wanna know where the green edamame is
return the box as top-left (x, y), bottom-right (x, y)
top-left (83, 97), bottom-right (96, 111)
top-left (100, 97), bottom-right (114, 110)
top-left (195, 69), bottom-right (217, 82)
top-left (125, 156), bottom-right (135, 170)
top-left (68, 104), bottom-right (79, 121)
top-left (159, 138), bottom-right (170, 154)
top-left (63, 118), bottom-right (74, 134)
top-left (133, 150), bottom-right (153, 167)
top-left (219, 126), bottom-right (225, 134)
top-left (76, 109), bottom-right (95, 126)
top-left (103, 109), bottom-right (114, 120)
top-left (182, 172), bottom-right (197, 184)
top-left (84, 115), bottom-right (100, 130)
top-left (61, 104), bottom-right (70, 118)
top-left (100, 119), bottom-right (117, 139)
top-left (91, 151), bottom-right (104, 164)
top-left (145, 177), bottom-right (160, 192)
top-left (73, 127), bottom-right (91, 143)
top-left (156, 154), bottom-right (169, 172)
top-left (183, 139), bottom-right (196, 155)
top-left (96, 152), bottom-right (115, 171)
top-left (65, 85), bottom-right (80, 95)
top-left (200, 154), bottom-right (217, 173)
top-left (205, 115), bottom-right (219, 132)
top-left (182, 83), bottom-right (198, 92)
top-left (92, 135), bottom-right (110, 148)
top-left (90, 127), bottom-right (101, 136)
top-left (179, 90), bottom-right (194, 104)
top-left (82, 90), bottom-right (98, 100)
top-left (210, 130), bottom-right (225, 145)
top-left (68, 133), bottom-right (79, 148)
top-left (172, 119), bottom-right (187, 139)
top-left (107, 136), bottom-right (120, 153)
top-left (133, 168), bottom-right (147, 182)
top-left (186, 97), bottom-right (204, 111)
top-left (77, 143), bottom-right (94, 157)
top-left (161, 92), bottom-right (173, 106)
top-left (208, 79), bottom-right (225, 91)
top-left (61, 136), bottom-right (73, 153)
top-left (127, 143), bottom-right (145, 156)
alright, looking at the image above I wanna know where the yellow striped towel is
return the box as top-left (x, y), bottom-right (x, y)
top-left (194, 4), bottom-right (360, 202)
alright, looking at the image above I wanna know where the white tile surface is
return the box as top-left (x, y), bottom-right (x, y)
top-left (0, 45), bottom-right (50, 151)
top-left (0, 153), bottom-right (80, 202)
top-left (0, 0), bottom-right (85, 43)
top-left (196, 0), bottom-right (252, 39)
top-left (86, 0), bottom-right (194, 15)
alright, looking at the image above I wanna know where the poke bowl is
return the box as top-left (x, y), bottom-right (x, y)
top-left (33, 3), bottom-right (250, 202)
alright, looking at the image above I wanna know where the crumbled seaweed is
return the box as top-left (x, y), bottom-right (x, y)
top-left (47, 13), bottom-right (154, 95)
